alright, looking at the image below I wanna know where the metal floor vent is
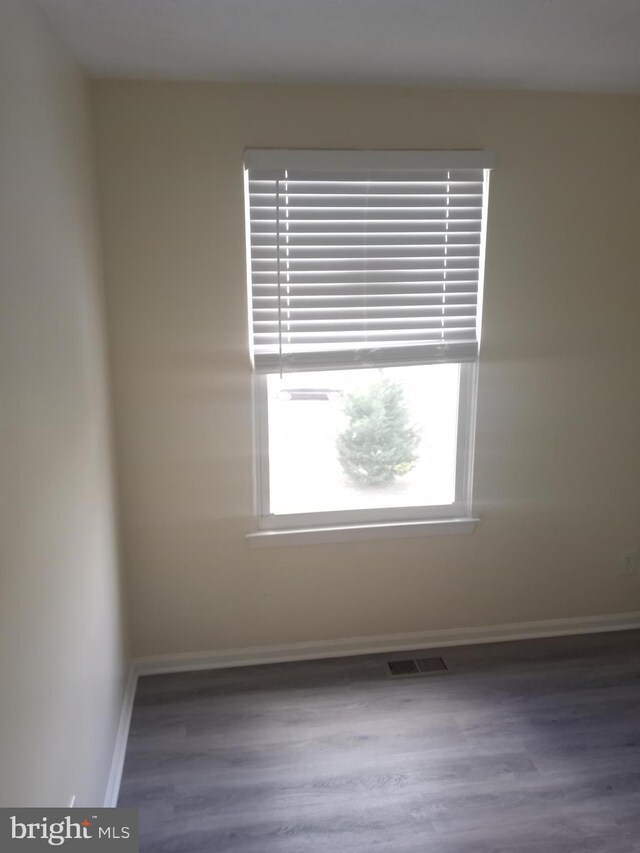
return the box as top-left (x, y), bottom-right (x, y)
top-left (387, 657), bottom-right (448, 677)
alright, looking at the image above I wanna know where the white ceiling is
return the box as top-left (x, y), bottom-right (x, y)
top-left (38, 0), bottom-right (640, 93)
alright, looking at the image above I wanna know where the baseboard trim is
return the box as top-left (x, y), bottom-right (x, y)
top-left (104, 663), bottom-right (138, 808)
top-left (135, 610), bottom-right (640, 676)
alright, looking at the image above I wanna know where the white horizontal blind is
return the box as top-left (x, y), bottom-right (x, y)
top-left (245, 149), bottom-right (494, 373)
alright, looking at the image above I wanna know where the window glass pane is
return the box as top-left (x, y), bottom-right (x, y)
top-left (266, 364), bottom-right (460, 516)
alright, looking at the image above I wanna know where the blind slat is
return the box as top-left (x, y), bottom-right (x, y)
top-left (250, 221), bottom-right (482, 234)
top-left (254, 329), bottom-right (477, 344)
top-left (252, 281), bottom-right (477, 296)
top-left (250, 197), bottom-right (483, 210)
top-left (251, 271), bottom-right (479, 284)
top-left (253, 297), bottom-right (478, 309)
top-left (252, 257), bottom-right (480, 272)
top-left (253, 307), bottom-right (477, 318)
top-left (252, 247), bottom-right (481, 259)
top-left (250, 234), bottom-right (481, 246)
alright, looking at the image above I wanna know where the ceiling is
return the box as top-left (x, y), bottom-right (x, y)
top-left (38, 0), bottom-right (640, 93)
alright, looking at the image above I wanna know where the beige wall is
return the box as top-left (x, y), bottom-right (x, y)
top-left (93, 80), bottom-right (640, 659)
top-left (0, 1), bottom-right (127, 806)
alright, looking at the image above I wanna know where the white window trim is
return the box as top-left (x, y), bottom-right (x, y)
top-left (247, 517), bottom-right (480, 547)
top-left (248, 362), bottom-right (480, 544)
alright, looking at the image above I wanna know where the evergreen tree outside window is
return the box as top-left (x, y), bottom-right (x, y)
top-left (337, 378), bottom-right (420, 487)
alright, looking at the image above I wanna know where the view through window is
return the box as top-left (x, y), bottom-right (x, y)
top-left (267, 364), bottom-right (460, 515)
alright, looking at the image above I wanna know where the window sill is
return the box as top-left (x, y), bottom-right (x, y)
top-left (247, 517), bottom-right (479, 547)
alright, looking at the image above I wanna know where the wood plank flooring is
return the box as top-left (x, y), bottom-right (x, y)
top-left (119, 630), bottom-right (640, 852)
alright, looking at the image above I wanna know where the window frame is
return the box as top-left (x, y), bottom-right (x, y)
top-left (244, 148), bottom-right (492, 543)
top-left (250, 360), bottom-right (479, 538)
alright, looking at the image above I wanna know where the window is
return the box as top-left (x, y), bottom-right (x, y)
top-left (244, 149), bottom-right (494, 543)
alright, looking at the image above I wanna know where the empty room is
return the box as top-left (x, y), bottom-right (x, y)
top-left (1, 0), bottom-right (640, 850)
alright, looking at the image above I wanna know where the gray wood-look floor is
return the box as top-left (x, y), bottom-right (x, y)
top-left (119, 630), bottom-right (640, 852)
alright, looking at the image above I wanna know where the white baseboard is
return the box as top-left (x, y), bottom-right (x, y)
top-left (104, 663), bottom-right (138, 808)
top-left (135, 610), bottom-right (640, 676)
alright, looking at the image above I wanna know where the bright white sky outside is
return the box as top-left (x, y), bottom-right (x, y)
top-left (267, 364), bottom-right (460, 515)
